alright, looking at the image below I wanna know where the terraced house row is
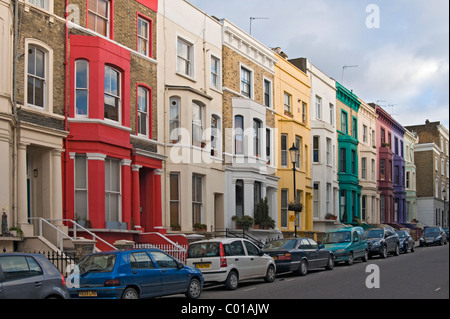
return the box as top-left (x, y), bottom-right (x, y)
top-left (0, 0), bottom-right (448, 253)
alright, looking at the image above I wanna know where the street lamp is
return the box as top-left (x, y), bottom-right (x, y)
top-left (289, 143), bottom-right (299, 237)
top-left (443, 189), bottom-right (447, 228)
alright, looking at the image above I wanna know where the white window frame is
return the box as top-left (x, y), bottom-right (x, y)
top-left (24, 39), bottom-right (53, 113)
top-left (169, 96), bottom-right (180, 143)
top-left (263, 77), bottom-right (273, 109)
top-left (104, 65), bottom-right (122, 123)
top-left (192, 101), bottom-right (204, 147)
top-left (315, 95), bottom-right (322, 119)
top-left (74, 154), bottom-right (89, 221)
top-left (88, 0), bottom-right (111, 38)
top-left (210, 55), bottom-right (221, 90)
top-left (75, 59), bottom-right (89, 118)
top-left (105, 157), bottom-right (122, 224)
top-left (137, 16), bottom-right (150, 57)
top-left (177, 36), bottom-right (194, 78)
top-left (137, 86), bottom-right (149, 137)
top-left (239, 63), bottom-right (254, 99)
top-left (284, 92), bottom-right (292, 114)
top-left (211, 114), bottom-right (222, 158)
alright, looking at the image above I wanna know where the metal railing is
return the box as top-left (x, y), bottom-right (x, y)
top-left (134, 243), bottom-right (189, 264)
top-left (28, 218), bottom-right (116, 252)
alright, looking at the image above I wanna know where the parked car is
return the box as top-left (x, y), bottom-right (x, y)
top-left (444, 228), bottom-right (449, 240)
top-left (186, 238), bottom-right (276, 290)
top-left (0, 253), bottom-right (70, 299)
top-left (263, 238), bottom-right (334, 276)
top-left (320, 227), bottom-right (368, 265)
top-left (365, 227), bottom-right (400, 258)
top-left (419, 227), bottom-right (448, 247)
top-left (396, 230), bottom-right (415, 253)
top-left (67, 249), bottom-right (203, 299)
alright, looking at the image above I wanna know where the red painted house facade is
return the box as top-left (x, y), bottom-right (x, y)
top-left (62, 0), bottom-right (165, 249)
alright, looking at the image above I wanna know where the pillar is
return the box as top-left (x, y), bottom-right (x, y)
top-left (121, 159), bottom-right (132, 230)
top-left (17, 143), bottom-right (32, 236)
top-left (87, 153), bottom-right (106, 228)
top-left (153, 169), bottom-right (165, 234)
top-left (51, 149), bottom-right (63, 223)
top-left (131, 164), bottom-right (142, 230)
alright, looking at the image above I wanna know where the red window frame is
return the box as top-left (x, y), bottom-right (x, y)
top-left (136, 12), bottom-right (153, 58)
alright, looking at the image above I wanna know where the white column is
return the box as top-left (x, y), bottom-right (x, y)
top-left (17, 143), bottom-right (32, 235)
top-left (51, 149), bottom-right (63, 222)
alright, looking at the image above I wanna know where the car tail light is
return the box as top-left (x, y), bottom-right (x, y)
top-left (61, 273), bottom-right (66, 286)
top-left (278, 254), bottom-right (291, 261)
top-left (219, 243), bottom-right (227, 267)
top-left (104, 279), bottom-right (120, 287)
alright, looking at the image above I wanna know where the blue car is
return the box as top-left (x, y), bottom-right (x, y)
top-left (320, 227), bottom-right (368, 265)
top-left (67, 249), bottom-right (203, 299)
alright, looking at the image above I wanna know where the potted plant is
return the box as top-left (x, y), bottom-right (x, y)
top-left (288, 202), bottom-right (303, 213)
top-left (171, 223), bottom-right (181, 231)
top-left (193, 223), bottom-right (207, 231)
top-left (254, 197), bottom-right (275, 229)
top-left (325, 213), bottom-right (338, 220)
top-left (232, 215), bottom-right (254, 230)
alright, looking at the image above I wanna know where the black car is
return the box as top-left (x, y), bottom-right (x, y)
top-left (263, 238), bottom-right (334, 276)
top-left (0, 253), bottom-right (70, 299)
top-left (419, 227), bottom-right (448, 246)
top-left (396, 230), bottom-right (415, 253)
top-left (365, 227), bottom-right (400, 258)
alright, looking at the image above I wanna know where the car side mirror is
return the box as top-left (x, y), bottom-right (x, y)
top-left (258, 249), bottom-right (264, 256)
top-left (319, 244), bottom-right (325, 249)
top-left (177, 262), bottom-right (184, 269)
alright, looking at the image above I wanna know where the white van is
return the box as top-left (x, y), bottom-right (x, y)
top-left (186, 238), bottom-right (276, 290)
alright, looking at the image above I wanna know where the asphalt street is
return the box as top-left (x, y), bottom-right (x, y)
top-left (199, 244), bottom-right (449, 299)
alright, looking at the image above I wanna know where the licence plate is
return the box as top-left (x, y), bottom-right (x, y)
top-left (195, 263), bottom-right (211, 269)
top-left (79, 291), bottom-right (98, 297)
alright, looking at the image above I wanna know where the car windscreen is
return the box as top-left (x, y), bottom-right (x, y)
top-left (366, 229), bottom-right (383, 239)
top-left (264, 239), bottom-right (298, 250)
top-left (188, 242), bottom-right (221, 258)
top-left (77, 254), bottom-right (117, 275)
top-left (424, 228), bottom-right (439, 236)
top-left (396, 231), bottom-right (406, 238)
top-left (321, 231), bottom-right (351, 244)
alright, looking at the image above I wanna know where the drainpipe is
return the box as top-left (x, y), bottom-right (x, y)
top-left (11, 0), bottom-right (20, 226)
top-left (63, 0), bottom-right (70, 222)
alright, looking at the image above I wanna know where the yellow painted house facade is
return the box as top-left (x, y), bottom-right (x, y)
top-left (273, 49), bottom-right (313, 232)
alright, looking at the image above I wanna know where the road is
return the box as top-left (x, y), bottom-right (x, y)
top-left (199, 244), bottom-right (449, 299)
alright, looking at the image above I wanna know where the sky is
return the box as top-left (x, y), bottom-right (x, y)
top-left (187, 0), bottom-right (449, 129)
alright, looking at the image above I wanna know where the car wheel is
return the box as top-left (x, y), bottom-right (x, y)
top-left (346, 252), bottom-right (354, 265)
top-left (325, 255), bottom-right (334, 270)
top-left (362, 250), bottom-right (369, 262)
top-left (225, 270), bottom-right (239, 290)
top-left (121, 287), bottom-right (139, 299)
top-left (297, 259), bottom-right (308, 276)
top-left (264, 265), bottom-right (276, 283)
top-left (381, 245), bottom-right (388, 258)
top-left (394, 244), bottom-right (400, 256)
top-left (185, 278), bottom-right (202, 299)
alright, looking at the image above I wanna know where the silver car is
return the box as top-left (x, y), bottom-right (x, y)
top-left (0, 253), bottom-right (70, 299)
top-left (186, 238), bottom-right (276, 290)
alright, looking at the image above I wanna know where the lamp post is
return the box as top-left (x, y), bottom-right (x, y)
top-left (289, 143), bottom-right (299, 237)
top-left (443, 189), bottom-right (447, 228)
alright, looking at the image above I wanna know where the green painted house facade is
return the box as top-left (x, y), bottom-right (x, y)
top-left (336, 82), bottom-right (362, 223)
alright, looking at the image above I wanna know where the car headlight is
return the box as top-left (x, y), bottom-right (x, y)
top-left (372, 241), bottom-right (380, 246)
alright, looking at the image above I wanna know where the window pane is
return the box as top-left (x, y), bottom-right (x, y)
top-left (28, 47), bottom-right (35, 74)
top-left (76, 61), bottom-right (88, 89)
top-left (97, 0), bottom-right (108, 17)
top-left (27, 76), bottom-right (34, 105)
top-left (35, 49), bottom-right (45, 78)
top-left (76, 90), bottom-right (88, 116)
top-left (75, 156), bottom-right (87, 189)
top-left (34, 78), bottom-right (45, 108)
